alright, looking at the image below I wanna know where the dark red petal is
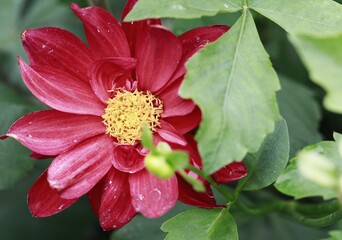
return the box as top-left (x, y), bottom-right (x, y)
top-left (89, 57), bottom-right (136, 102)
top-left (157, 120), bottom-right (187, 146)
top-left (30, 152), bottom-right (54, 160)
top-left (112, 144), bottom-right (145, 174)
top-left (47, 135), bottom-right (113, 199)
top-left (177, 176), bottom-right (219, 208)
top-left (129, 170), bottom-right (178, 218)
top-left (98, 168), bottom-right (136, 230)
top-left (18, 58), bottom-right (105, 116)
top-left (22, 27), bottom-right (92, 82)
top-left (136, 25), bottom-right (182, 92)
top-left (121, 0), bottom-right (161, 56)
top-left (165, 107), bottom-right (201, 134)
top-left (71, 3), bottom-right (130, 58)
top-left (28, 171), bottom-right (78, 217)
top-left (6, 110), bottom-right (105, 156)
top-left (158, 78), bottom-right (196, 118)
top-left (168, 25), bottom-right (229, 87)
top-left (212, 162), bottom-right (248, 184)
top-left (88, 179), bottom-right (105, 216)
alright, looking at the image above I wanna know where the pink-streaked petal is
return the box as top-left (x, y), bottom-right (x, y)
top-left (157, 120), bottom-right (187, 146)
top-left (89, 57), bottom-right (136, 102)
top-left (129, 169), bottom-right (178, 218)
top-left (19, 58), bottom-right (105, 116)
top-left (136, 25), bottom-right (182, 92)
top-left (212, 162), bottom-right (248, 184)
top-left (177, 176), bottom-right (219, 208)
top-left (165, 107), bottom-right (201, 134)
top-left (159, 79), bottom-right (196, 118)
top-left (28, 171), bottom-right (78, 217)
top-left (47, 135), bottom-right (113, 199)
top-left (71, 3), bottom-right (130, 58)
top-left (98, 168), bottom-right (136, 230)
top-left (112, 144), bottom-right (145, 174)
top-left (6, 110), bottom-right (105, 155)
top-left (121, 0), bottom-right (161, 56)
top-left (167, 25), bottom-right (229, 87)
top-left (22, 27), bottom-right (92, 82)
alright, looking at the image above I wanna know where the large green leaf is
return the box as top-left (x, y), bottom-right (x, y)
top-left (125, 0), bottom-right (241, 20)
top-left (238, 119), bottom-right (289, 191)
top-left (162, 208), bottom-right (238, 240)
top-left (249, 0), bottom-right (342, 36)
top-left (180, 10), bottom-right (280, 174)
top-left (275, 141), bottom-right (342, 200)
top-left (289, 34), bottom-right (342, 114)
top-left (277, 76), bottom-right (322, 157)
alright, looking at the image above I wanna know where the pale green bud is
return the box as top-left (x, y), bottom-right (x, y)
top-left (144, 154), bottom-right (174, 179)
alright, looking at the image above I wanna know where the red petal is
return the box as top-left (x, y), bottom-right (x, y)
top-left (112, 144), bottom-right (145, 174)
top-left (19, 58), bottom-right (105, 116)
top-left (136, 25), bottom-right (182, 92)
top-left (89, 57), bottom-right (136, 102)
top-left (165, 107), bottom-right (201, 134)
top-left (157, 120), bottom-right (187, 146)
top-left (30, 152), bottom-right (53, 160)
top-left (22, 27), bottom-right (92, 82)
top-left (177, 176), bottom-right (219, 208)
top-left (159, 78), bottom-right (196, 118)
top-left (121, 0), bottom-right (161, 56)
top-left (168, 25), bottom-right (229, 87)
top-left (71, 4), bottom-right (130, 59)
top-left (28, 171), bottom-right (78, 217)
top-left (212, 161), bottom-right (248, 184)
top-left (47, 135), bottom-right (113, 199)
top-left (129, 170), bottom-right (178, 218)
top-left (98, 168), bottom-right (136, 230)
top-left (6, 110), bottom-right (104, 155)
top-left (88, 180), bottom-right (105, 216)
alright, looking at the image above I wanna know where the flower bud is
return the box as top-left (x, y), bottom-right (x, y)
top-left (144, 154), bottom-right (174, 179)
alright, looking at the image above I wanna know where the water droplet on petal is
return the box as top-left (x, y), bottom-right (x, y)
top-left (149, 188), bottom-right (161, 201)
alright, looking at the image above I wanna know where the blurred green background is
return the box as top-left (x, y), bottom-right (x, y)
top-left (1, 0), bottom-right (341, 239)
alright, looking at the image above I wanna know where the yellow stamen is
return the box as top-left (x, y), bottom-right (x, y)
top-left (102, 89), bottom-right (163, 145)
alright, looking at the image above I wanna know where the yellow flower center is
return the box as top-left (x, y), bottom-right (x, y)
top-left (102, 89), bottom-right (163, 145)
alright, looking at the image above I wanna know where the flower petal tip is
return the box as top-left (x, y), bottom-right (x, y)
top-left (0, 134), bottom-right (8, 140)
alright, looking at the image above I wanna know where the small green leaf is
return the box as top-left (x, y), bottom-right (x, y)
top-left (125, 0), bottom-right (241, 21)
top-left (275, 141), bottom-right (342, 200)
top-left (289, 34), bottom-right (342, 114)
top-left (239, 119), bottom-right (289, 191)
top-left (180, 10), bottom-right (280, 174)
top-left (162, 208), bottom-right (238, 240)
top-left (277, 76), bottom-right (322, 157)
top-left (166, 151), bottom-right (189, 170)
top-left (322, 230), bottom-right (342, 240)
top-left (249, 0), bottom-right (342, 36)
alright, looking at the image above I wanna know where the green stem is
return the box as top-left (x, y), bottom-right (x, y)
top-left (186, 165), bottom-right (234, 202)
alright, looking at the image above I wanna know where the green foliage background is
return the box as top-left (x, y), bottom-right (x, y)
top-left (0, 0), bottom-right (341, 239)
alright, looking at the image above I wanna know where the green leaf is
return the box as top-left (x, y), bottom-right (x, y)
top-left (289, 34), bottom-right (342, 113)
top-left (180, 10), bottom-right (280, 174)
top-left (125, 0), bottom-right (241, 21)
top-left (162, 208), bottom-right (238, 240)
top-left (277, 76), bottom-right (322, 157)
top-left (249, 0), bottom-right (342, 36)
top-left (238, 119), bottom-right (289, 191)
top-left (275, 141), bottom-right (342, 200)
top-left (111, 203), bottom-right (191, 240)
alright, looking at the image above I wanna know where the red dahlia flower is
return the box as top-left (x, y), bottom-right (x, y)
top-left (1, 0), bottom-right (247, 230)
